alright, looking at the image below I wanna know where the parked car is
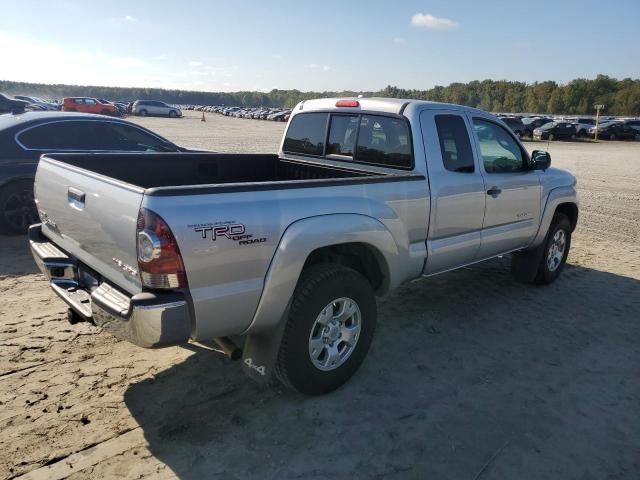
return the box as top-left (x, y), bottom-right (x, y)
top-left (623, 119), bottom-right (640, 133)
top-left (13, 96), bottom-right (59, 111)
top-left (97, 98), bottom-right (126, 117)
top-left (0, 112), bottom-right (186, 234)
top-left (533, 122), bottom-right (577, 140)
top-left (132, 100), bottom-right (182, 118)
top-left (0, 93), bottom-right (29, 114)
top-left (589, 122), bottom-right (638, 140)
top-left (29, 98), bottom-right (578, 395)
top-left (523, 117), bottom-right (553, 131)
top-left (571, 117), bottom-right (596, 137)
top-left (501, 117), bottom-right (530, 138)
top-left (62, 97), bottom-right (119, 116)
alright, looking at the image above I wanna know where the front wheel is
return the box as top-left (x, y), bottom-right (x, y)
top-left (533, 213), bottom-right (572, 284)
top-left (276, 265), bottom-right (376, 395)
top-left (548, 133), bottom-right (555, 141)
top-left (139, 109), bottom-right (147, 117)
top-left (169, 110), bottom-right (177, 118)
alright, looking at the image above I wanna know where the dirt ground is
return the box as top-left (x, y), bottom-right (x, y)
top-left (1, 111), bottom-right (639, 480)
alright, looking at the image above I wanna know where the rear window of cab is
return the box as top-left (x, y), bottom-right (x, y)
top-left (283, 112), bottom-right (413, 169)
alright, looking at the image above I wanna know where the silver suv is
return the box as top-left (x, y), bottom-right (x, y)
top-left (132, 100), bottom-right (182, 118)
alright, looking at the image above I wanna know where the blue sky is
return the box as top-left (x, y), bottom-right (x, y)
top-left (3, 0), bottom-right (639, 92)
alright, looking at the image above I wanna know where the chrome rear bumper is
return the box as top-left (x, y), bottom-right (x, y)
top-left (29, 224), bottom-right (192, 348)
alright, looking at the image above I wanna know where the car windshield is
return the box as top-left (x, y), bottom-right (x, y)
top-left (539, 122), bottom-right (556, 130)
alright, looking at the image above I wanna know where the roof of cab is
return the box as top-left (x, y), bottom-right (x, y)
top-left (0, 111), bottom-right (128, 131)
top-left (296, 97), bottom-right (487, 116)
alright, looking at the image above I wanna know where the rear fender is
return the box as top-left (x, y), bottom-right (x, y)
top-left (240, 213), bottom-right (402, 384)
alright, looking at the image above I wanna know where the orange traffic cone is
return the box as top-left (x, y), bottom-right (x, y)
top-left (201, 111), bottom-right (206, 122)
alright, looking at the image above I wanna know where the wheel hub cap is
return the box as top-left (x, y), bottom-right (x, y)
top-left (546, 229), bottom-right (566, 272)
top-left (308, 297), bottom-right (361, 371)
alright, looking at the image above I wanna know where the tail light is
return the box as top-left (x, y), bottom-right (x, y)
top-left (136, 208), bottom-right (186, 289)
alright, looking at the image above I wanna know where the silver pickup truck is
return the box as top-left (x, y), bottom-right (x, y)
top-left (29, 98), bottom-right (578, 395)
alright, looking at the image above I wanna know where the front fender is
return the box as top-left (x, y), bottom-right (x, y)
top-left (243, 214), bottom-right (411, 334)
top-left (529, 185), bottom-right (578, 249)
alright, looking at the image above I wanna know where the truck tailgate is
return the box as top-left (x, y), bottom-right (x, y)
top-left (35, 157), bottom-right (144, 294)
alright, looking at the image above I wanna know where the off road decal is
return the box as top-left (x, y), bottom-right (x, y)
top-left (189, 221), bottom-right (267, 246)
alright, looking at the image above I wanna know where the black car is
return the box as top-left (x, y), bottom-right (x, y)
top-left (0, 112), bottom-right (185, 234)
top-left (0, 93), bottom-right (29, 114)
top-left (591, 122), bottom-right (638, 140)
top-left (523, 117), bottom-right (553, 132)
top-left (533, 122), bottom-right (577, 141)
top-left (501, 117), bottom-right (531, 139)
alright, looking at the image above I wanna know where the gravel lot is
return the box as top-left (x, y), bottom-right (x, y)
top-left (1, 111), bottom-right (639, 479)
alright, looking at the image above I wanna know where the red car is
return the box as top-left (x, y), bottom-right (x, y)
top-left (62, 97), bottom-right (118, 116)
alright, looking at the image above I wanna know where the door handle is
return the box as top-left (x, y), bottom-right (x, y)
top-left (68, 187), bottom-right (86, 209)
top-left (486, 187), bottom-right (502, 196)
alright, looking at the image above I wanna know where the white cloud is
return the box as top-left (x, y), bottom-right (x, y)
top-left (322, 65), bottom-right (331, 72)
top-left (110, 56), bottom-right (146, 68)
top-left (272, 54), bottom-right (283, 60)
top-left (392, 37), bottom-right (406, 44)
top-left (411, 13), bottom-right (459, 30)
top-left (188, 61), bottom-right (203, 68)
top-left (124, 15), bottom-right (137, 22)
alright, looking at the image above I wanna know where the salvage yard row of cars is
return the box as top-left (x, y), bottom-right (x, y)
top-left (184, 104), bottom-right (293, 121)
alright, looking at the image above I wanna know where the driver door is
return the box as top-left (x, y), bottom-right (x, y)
top-left (468, 116), bottom-right (542, 259)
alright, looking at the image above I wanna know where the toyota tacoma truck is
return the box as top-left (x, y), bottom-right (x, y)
top-left (29, 98), bottom-right (578, 395)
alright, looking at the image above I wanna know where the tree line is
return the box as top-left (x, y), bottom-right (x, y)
top-left (2, 74), bottom-right (639, 115)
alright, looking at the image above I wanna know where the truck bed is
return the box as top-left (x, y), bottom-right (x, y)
top-left (44, 153), bottom-right (375, 190)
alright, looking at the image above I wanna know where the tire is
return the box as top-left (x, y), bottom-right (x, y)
top-left (548, 133), bottom-right (555, 141)
top-left (101, 109), bottom-right (111, 115)
top-left (570, 134), bottom-right (576, 140)
top-left (0, 180), bottom-right (38, 235)
top-left (610, 133), bottom-right (616, 140)
top-left (275, 265), bottom-right (376, 395)
top-left (169, 110), bottom-right (177, 118)
top-left (532, 213), bottom-right (572, 285)
top-left (139, 109), bottom-right (147, 117)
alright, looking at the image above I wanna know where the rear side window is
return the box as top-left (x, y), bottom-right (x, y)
top-left (283, 112), bottom-right (328, 156)
top-left (435, 115), bottom-right (474, 173)
top-left (18, 121), bottom-right (174, 151)
top-left (355, 115), bottom-right (412, 168)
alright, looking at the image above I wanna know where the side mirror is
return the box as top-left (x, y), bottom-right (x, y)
top-left (531, 150), bottom-right (551, 170)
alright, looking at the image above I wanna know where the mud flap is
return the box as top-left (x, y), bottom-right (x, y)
top-left (511, 242), bottom-right (546, 282)
top-left (241, 304), bottom-right (290, 384)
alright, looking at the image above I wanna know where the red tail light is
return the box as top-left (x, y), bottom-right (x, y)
top-left (136, 208), bottom-right (186, 289)
top-left (335, 99), bottom-right (360, 108)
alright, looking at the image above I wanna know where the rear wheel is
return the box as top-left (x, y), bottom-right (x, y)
top-left (169, 110), bottom-right (177, 118)
top-left (610, 133), bottom-right (616, 140)
top-left (276, 265), bottom-right (376, 395)
top-left (0, 180), bottom-right (38, 235)
top-left (548, 133), bottom-right (555, 141)
top-left (139, 109), bottom-right (147, 117)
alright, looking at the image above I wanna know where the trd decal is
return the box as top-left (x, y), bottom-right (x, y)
top-left (189, 221), bottom-right (267, 246)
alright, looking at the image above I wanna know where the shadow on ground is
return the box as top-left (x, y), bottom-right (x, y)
top-left (0, 235), bottom-right (39, 276)
top-left (124, 258), bottom-right (640, 479)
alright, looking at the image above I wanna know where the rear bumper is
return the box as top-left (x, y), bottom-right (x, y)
top-left (29, 224), bottom-right (192, 348)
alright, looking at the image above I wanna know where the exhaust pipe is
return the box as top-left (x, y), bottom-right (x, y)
top-left (212, 337), bottom-right (242, 360)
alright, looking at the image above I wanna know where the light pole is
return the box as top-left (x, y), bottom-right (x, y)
top-left (594, 104), bottom-right (605, 141)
